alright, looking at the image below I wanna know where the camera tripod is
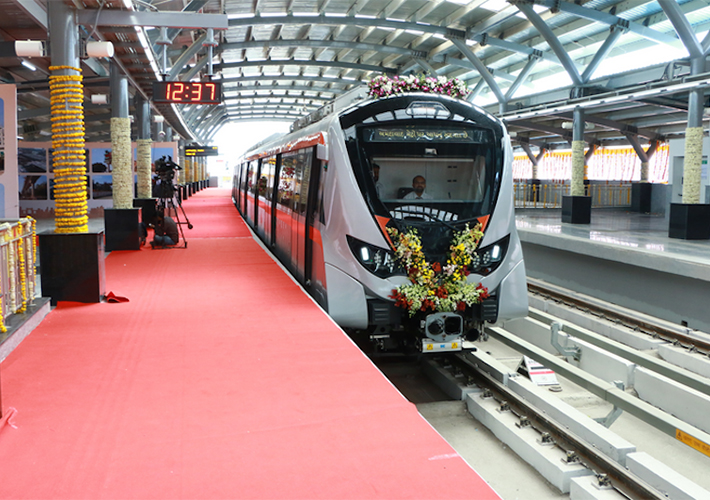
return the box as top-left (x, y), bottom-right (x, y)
top-left (156, 187), bottom-right (192, 248)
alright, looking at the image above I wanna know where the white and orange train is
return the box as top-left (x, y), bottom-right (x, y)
top-left (232, 89), bottom-right (528, 354)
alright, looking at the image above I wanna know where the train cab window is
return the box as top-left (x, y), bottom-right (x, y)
top-left (344, 123), bottom-right (501, 225)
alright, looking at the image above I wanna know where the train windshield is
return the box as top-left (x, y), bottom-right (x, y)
top-left (344, 119), bottom-right (503, 225)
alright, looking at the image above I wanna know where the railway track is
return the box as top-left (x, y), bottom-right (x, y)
top-left (443, 352), bottom-right (665, 500)
top-left (411, 280), bottom-right (710, 499)
top-left (527, 278), bottom-right (710, 355)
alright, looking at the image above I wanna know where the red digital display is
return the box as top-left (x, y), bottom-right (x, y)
top-left (152, 81), bottom-right (222, 104)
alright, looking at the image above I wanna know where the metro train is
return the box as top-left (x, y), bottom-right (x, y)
top-left (232, 88), bottom-right (528, 354)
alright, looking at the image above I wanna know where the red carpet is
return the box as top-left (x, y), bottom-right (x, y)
top-left (0, 188), bottom-right (500, 499)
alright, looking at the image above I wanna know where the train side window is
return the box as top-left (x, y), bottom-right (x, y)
top-left (260, 156), bottom-right (277, 201)
top-left (296, 149), bottom-right (313, 215)
top-left (277, 155), bottom-right (296, 209)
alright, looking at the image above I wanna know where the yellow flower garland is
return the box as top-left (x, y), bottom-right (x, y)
top-left (17, 237), bottom-right (26, 314)
top-left (50, 65), bottom-right (88, 233)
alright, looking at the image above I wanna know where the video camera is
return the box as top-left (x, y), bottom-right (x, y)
top-left (154, 155), bottom-right (181, 198)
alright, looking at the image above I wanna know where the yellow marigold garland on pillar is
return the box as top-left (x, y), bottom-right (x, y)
top-left (50, 65), bottom-right (88, 233)
top-left (136, 139), bottom-right (153, 198)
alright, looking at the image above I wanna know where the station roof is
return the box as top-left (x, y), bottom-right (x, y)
top-left (3, 0), bottom-right (710, 152)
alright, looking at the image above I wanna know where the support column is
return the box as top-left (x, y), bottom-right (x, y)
top-left (670, 56), bottom-right (710, 239)
top-left (40, 0), bottom-right (106, 304)
top-left (48, 1), bottom-right (87, 233)
top-left (562, 107), bottom-right (592, 224)
top-left (105, 61), bottom-right (140, 251)
top-left (134, 93), bottom-right (152, 199)
top-left (133, 93), bottom-right (156, 225)
top-left (110, 62), bottom-right (132, 208)
top-left (570, 107), bottom-right (585, 197)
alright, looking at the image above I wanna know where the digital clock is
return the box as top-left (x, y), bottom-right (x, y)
top-left (152, 81), bottom-right (222, 105)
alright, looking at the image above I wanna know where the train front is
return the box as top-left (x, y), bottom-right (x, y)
top-left (334, 93), bottom-right (528, 354)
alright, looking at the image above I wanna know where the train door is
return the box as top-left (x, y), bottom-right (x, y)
top-left (256, 156), bottom-right (277, 242)
top-left (290, 149), bottom-right (312, 283)
top-left (245, 161), bottom-right (258, 226)
top-left (304, 149), bottom-right (327, 307)
top-left (270, 155), bottom-right (281, 247)
top-left (232, 163), bottom-right (239, 208)
top-left (274, 154), bottom-right (295, 263)
top-left (242, 162), bottom-right (251, 216)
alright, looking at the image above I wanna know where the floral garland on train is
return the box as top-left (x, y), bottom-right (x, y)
top-left (368, 75), bottom-right (469, 99)
top-left (386, 223), bottom-right (489, 316)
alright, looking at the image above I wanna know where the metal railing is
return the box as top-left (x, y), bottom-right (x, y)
top-left (0, 218), bottom-right (37, 332)
top-left (514, 182), bottom-right (632, 209)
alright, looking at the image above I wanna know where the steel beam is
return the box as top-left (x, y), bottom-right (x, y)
top-left (515, 3), bottom-right (583, 87)
top-left (657, 0), bottom-right (703, 59)
top-left (505, 53), bottom-right (540, 101)
top-left (510, 119), bottom-right (573, 142)
top-left (581, 24), bottom-right (625, 83)
top-left (219, 39), bottom-right (427, 59)
top-left (168, 32), bottom-right (208, 81)
top-left (151, 0), bottom-right (209, 52)
top-left (77, 10), bottom-right (228, 30)
top-left (227, 13), bottom-right (465, 39)
top-left (448, 37), bottom-right (505, 104)
top-left (534, 0), bottom-right (679, 47)
top-left (214, 58), bottom-right (397, 75)
top-left (217, 74), bottom-right (364, 86)
top-left (223, 83), bottom-right (342, 94)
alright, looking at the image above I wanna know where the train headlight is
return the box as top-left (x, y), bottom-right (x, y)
top-left (470, 235), bottom-right (509, 276)
top-left (347, 235), bottom-right (402, 278)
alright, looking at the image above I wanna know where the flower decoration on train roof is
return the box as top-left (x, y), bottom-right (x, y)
top-left (386, 223), bottom-right (488, 317)
top-left (368, 75), bottom-right (470, 100)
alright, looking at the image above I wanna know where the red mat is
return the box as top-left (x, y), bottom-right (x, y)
top-left (0, 188), bottom-right (500, 499)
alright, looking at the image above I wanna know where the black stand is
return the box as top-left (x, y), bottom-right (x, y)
top-left (104, 208), bottom-right (141, 251)
top-left (631, 183), bottom-right (653, 213)
top-left (562, 196), bottom-right (592, 224)
top-left (156, 191), bottom-right (192, 248)
top-left (39, 232), bottom-right (106, 305)
top-left (133, 198), bottom-right (158, 225)
top-left (669, 203), bottom-right (710, 240)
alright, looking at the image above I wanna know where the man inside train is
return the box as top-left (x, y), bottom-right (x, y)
top-left (372, 163), bottom-right (384, 198)
top-left (403, 175), bottom-right (433, 200)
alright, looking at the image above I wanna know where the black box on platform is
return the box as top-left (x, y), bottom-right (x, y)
top-left (669, 203), bottom-right (710, 240)
top-left (133, 198), bottom-right (157, 224)
top-left (39, 232), bottom-right (106, 305)
top-left (631, 182), bottom-right (653, 213)
top-left (104, 208), bottom-right (141, 251)
top-left (562, 196), bottom-right (592, 224)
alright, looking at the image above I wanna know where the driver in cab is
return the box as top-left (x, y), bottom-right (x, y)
top-left (403, 175), bottom-right (433, 200)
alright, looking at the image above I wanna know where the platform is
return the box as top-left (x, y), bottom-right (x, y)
top-left (0, 188), bottom-right (499, 499)
top-left (516, 208), bottom-right (710, 334)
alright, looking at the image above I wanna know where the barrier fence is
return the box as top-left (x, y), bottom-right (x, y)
top-left (0, 218), bottom-right (37, 332)
top-left (514, 182), bottom-right (632, 209)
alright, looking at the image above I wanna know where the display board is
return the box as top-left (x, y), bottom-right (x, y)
top-left (0, 85), bottom-right (19, 218)
top-left (19, 141), bottom-right (178, 219)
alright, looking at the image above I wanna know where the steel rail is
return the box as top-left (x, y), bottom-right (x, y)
top-left (484, 325), bottom-right (710, 460)
top-left (451, 352), bottom-right (666, 500)
top-left (527, 281), bottom-right (710, 354)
